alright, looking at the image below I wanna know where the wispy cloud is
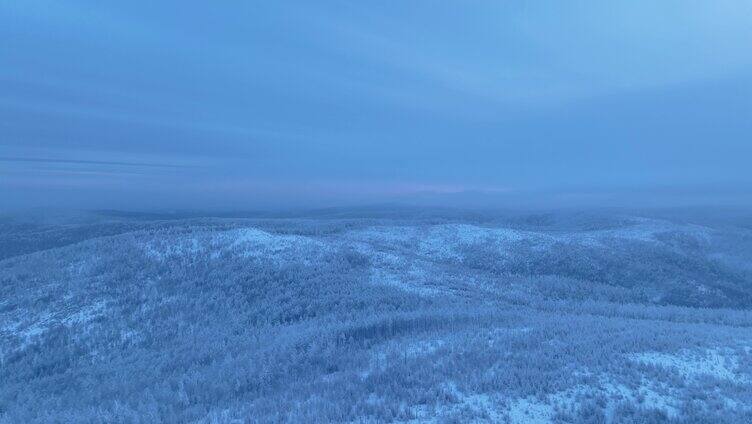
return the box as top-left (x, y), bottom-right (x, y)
top-left (1, 1), bottom-right (751, 210)
top-left (0, 156), bottom-right (194, 169)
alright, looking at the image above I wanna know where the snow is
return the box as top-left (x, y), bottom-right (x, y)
top-left (506, 397), bottom-right (553, 423)
top-left (405, 383), bottom-right (504, 423)
top-left (418, 224), bottom-right (551, 260)
top-left (369, 268), bottom-right (443, 296)
top-left (347, 221), bottom-right (711, 266)
top-left (629, 348), bottom-right (748, 383)
top-left (338, 221), bottom-right (715, 298)
top-left (143, 227), bottom-right (331, 264)
top-left (63, 301), bottom-right (107, 326)
top-left (2, 301), bottom-right (108, 352)
top-left (229, 228), bottom-right (328, 260)
top-left (2, 312), bottom-right (55, 351)
top-left (346, 226), bottom-right (420, 245)
top-left (598, 379), bottom-right (680, 419)
top-left (143, 236), bottom-right (203, 260)
top-left (502, 373), bottom-right (684, 423)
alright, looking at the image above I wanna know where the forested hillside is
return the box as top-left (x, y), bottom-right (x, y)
top-left (2, 209), bottom-right (752, 423)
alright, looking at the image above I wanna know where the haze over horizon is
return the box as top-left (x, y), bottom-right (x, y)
top-left (2, 1), bottom-right (751, 211)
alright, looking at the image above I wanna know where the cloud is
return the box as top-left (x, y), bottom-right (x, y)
top-left (0, 156), bottom-right (193, 169)
top-left (1, 1), bottom-right (751, 210)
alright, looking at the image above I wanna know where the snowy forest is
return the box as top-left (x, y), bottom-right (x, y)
top-left (3, 207), bottom-right (752, 423)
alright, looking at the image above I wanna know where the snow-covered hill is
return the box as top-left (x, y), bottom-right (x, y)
top-left (2, 210), bottom-right (752, 422)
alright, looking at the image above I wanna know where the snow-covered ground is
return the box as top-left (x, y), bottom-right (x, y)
top-left (630, 348), bottom-right (750, 383)
top-left (3, 213), bottom-right (752, 423)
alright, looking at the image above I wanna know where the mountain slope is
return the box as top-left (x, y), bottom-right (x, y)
top-left (2, 212), bottom-right (752, 422)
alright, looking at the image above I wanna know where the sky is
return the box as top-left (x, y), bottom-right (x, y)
top-left (1, 1), bottom-right (751, 211)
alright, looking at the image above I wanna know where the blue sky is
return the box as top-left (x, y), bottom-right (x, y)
top-left (2, 1), bottom-right (751, 210)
